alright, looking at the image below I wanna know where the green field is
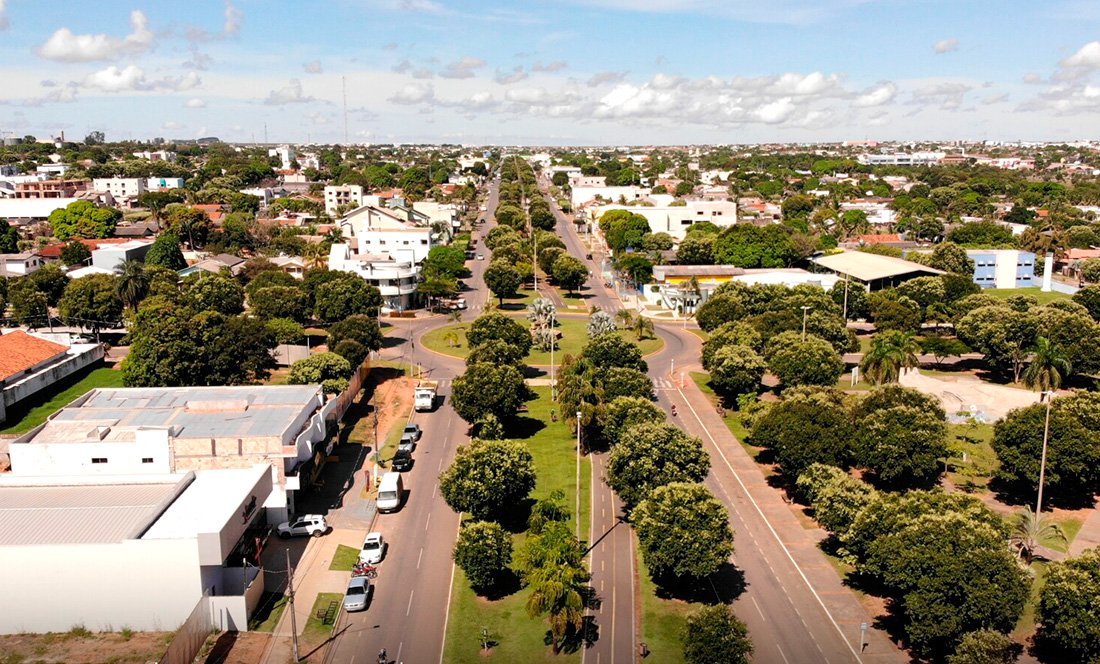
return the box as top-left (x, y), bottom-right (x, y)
top-left (422, 316), bottom-right (663, 365)
top-left (0, 366), bottom-right (125, 434)
top-left (638, 555), bottom-right (693, 664)
top-left (443, 387), bottom-right (592, 663)
top-left (984, 287), bottom-right (1072, 305)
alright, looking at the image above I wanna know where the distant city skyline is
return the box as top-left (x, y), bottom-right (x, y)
top-left (1, 1), bottom-right (1099, 145)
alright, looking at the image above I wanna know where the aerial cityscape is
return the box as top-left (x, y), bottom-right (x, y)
top-left (2, 2), bottom-right (1100, 664)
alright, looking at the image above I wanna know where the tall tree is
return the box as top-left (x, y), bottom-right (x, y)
top-left (145, 233), bottom-right (187, 271)
top-left (440, 438), bottom-right (537, 520)
top-left (115, 259), bottom-right (150, 310)
top-left (860, 330), bottom-right (921, 384)
top-left (606, 424), bottom-right (710, 506)
top-left (58, 273), bottom-right (123, 337)
top-left (633, 482), bottom-right (734, 579)
top-left (1022, 336), bottom-right (1071, 392)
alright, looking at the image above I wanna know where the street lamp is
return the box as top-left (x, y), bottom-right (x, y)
top-left (1036, 390), bottom-right (1056, 515)
top-left (800, 305), bottom-right (811, 341)
top-left (576, 409), bottom-right (582, 541)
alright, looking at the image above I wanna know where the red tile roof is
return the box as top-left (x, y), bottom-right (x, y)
top-left (857, 233), bottom-right (903, 244)
top-left (0, 331), bottom-right (69, 383)
top-left (39, 238), bottom-right (130, 259)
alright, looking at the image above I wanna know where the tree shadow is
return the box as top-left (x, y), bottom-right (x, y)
top-left (990, 476), bottom-right (1098, 510)
top-left (524, 365), bottom-right (548, 379)
top-left (506, 414), bottom-right (548, 440)
top-left (473, 569), bottom-right (522, 601)
top-left (546, 618), bottom-right (593, 655)
top-left (381, 333), bottom-right (407, 349)
top-left (652, 562), bottom-right (747, 604)
top-left (497, 497), bottom-right (537, 533)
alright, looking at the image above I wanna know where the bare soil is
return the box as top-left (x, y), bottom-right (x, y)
top-left (200, 631), bottom-right (270, 664)
top-left (0, 631), bottom-right (172, 664)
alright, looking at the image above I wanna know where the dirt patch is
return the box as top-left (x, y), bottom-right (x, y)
top-left (200, 630), bottom-right (270, 664)
top-left (0, 630), bottom-right (172, 664)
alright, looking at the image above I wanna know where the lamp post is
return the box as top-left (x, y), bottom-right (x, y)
top-left (550, 308), bottom-right (557, 401)
top-left (841, 276), bottom-right (851, 324)
top-left (1036, 390), bottom-right (1056, 515)
top-left (800, 305), bottom-right (811, 341)
top-left (576, 410), bottom-right (582, 541)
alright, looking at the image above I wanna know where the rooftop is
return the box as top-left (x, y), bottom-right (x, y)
top-left (0, 331), bottom-right (69, 383)
top-left (142, 465), bottom-right (269, 541)
top-left (812, 251), bottom-right (945, 282)
top-left (22, 385), bottom-right (323, 445)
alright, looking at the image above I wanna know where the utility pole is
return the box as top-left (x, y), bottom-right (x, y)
top-left (576, 410), bottom-right (582, 541)
top-left (1036, 391), bottom-right (1055, 515)
top-left (800, 305), bottom-right (811, 341)
top-left (286, 548), bottom-right (300, 662)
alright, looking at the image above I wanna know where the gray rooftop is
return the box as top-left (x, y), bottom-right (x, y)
top-left (24, 385), bottom-right (323, 445)
top-left (0, 479), bottom-right (183, 546)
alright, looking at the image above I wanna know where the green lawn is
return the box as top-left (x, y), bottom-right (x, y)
top-left (0, 366), bottom-right (125, 434)
top-left (638, 554), bottom-right (692, 664)
top-left (249, 593), bottom-right (289, 632)
top-left (302, 592), bottom-right (343, 649)
top-left (422, 316), bottom-right (663, 366)
top-left (491, 287), bottom-right (540, 311)
top-left (329, 545), bottom-right (360, 572)
top-left (984, 287), bottom-right (1071, 305)
top-left (443, 387), bottom-right (591, 664)
top-left (945, 422), bottom-right (997, 492)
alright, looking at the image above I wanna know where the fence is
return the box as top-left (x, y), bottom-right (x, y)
top-left (324, 361), bottom-right (369, 425)
top-left (159, 594), bottom-right (214, 664)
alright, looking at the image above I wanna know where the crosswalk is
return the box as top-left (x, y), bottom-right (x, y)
top-left (654, 377), bottom-right (677, 391)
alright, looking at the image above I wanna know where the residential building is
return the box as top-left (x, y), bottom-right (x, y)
top-left (0, 331), bottom-right (104, 425)
top-left (268, 145), bottom-right (296, 170)
top-left (39, 238), bottom-right (130, 262)
top-left (269, 255), bottom-right (307, 279)
top-left (132, 149), bottom-right (177, 161)
top-left (93, 177), bottom-right (146, 201)
top-left (0, 252), bottom-right (43, 276)
top-left (0, 465), bottom-right (272, 634)
top-left (178, 253), bottom-right (246, 278)
top-left (857, 152), bottom-right (945, 166)
top-left (145, 177), bottom-right (185, 191)
top-left (336, 204), bottom-right (435, 264)
top-left (13, 179), bottom-right (87, 199)
top-left (966, 249), bottom-right (1036, 289)
top-left (811, 251), bottom-right (945, 291)
top-left (90, 239), bottom-right (154, 271)
top-left (568, 175), bottom-right (607, 188)
top-left (329, 244), bottom-right (419, 311)
top-left (8, 384), bottom-right (331, 518)
top-left (324, 184), bottom-right (365, 215)
top-left (35, 163), bottom-right (71, 177)
top-left (412, 200), bottom-right (460, 231)
top-left (571, 184), bottom-right (646, 209)
top-left (593, 200), bottom-right (738, 241)
top-left (839, 198), bottom-right (897, 225)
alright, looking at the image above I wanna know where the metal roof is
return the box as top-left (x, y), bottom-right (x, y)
top-left (812, 251), bottom-right (945, 282)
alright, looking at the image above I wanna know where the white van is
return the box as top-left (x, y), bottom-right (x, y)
top-left (377, 472), bottom-right (404, 512)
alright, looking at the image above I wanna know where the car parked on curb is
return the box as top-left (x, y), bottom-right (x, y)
top-left (476, 253), bottom-right (484, 260)
top-left (276, 514), bottom-right (329, 538)
top-left (343, 576), bottom-right (371, 612)
top-left (391, 447), bottom-right (413, 472)
top-left (359, 532), bottom-right (385, 564)
top-left (403, 424), bottom-right (422, 441)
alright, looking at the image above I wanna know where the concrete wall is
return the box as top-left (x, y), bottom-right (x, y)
top-left (2, 345), bottom-right (104, 414)
top-left (197, 469), bottom-right (272, 566)
top-left (0, 537), bottom-right (202, 634)
top-left (208, 565), bottom-right (264, 631)
top-left (9, 437), bottom-right (171, 475)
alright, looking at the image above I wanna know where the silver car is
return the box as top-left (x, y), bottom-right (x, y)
top-left (343, 576), bottom-right (370, 612)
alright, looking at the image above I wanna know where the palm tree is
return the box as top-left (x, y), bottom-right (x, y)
top-left (524, 561), bottom-right (588, 653)
top-left (615, 309), bottom-right (633, 329)
top-left (1023, 336), bottom-right (1072, 392)
top-left (632, 315), bottom-right (654, 341)
top-left (860, 330), bottom-right (921, 384)
top-left (115, 259), bottom-right (149, 311)
top-left (1010, 506), bottom-right (1067, 564)
top-left (304, 244), bottom-right (328, 270)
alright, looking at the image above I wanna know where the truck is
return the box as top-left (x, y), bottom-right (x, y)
top-left (414, 380), bottom-right (438, 412)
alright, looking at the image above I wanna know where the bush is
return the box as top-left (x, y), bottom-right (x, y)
top-left (684, 605), bottom-right (752, 664)
top-left (453, 521), bottom-right (513, 592)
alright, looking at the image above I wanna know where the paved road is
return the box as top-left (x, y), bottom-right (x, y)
top-left (325, 179), bottom-right (501, 664)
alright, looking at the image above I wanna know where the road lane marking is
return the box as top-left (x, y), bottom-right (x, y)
top-left (432, 484), bottom-right (438, 498)
top-left (751, 596), bottom-right (766, 622)
top-left (406, 590), bottom-right (415, 616)
top-left (777, 643), bottom-right (792, 664)
top-left (397, 642), bottom-right (403, 663)
top-left (417, 547), bottom-right (424, 569)
top-left (438, 515), bottom-right (461, 664)
top-left (425, 512), bottom-right (431, 531)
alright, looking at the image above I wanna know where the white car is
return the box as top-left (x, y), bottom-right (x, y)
top-left (343, 576), bottom-right (370, 613)
top-left (476, 254), bottom-right (484, 260)
top-left (359, 532), bottom-right (385, 564)
top-left (276, 514), bottom-right (329, 538)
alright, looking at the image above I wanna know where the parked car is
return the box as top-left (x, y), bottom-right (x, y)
top-left (276, 514), bottom-right (329, 538)
top-left (343, 576), bottom-right (371, 612)
top-left (476, 254), bottom-right (484, 260)
top-left (403, 424), bottom-right (422, 441)
top-left (392, 448), bottom-right (413, 472)
top-left (359, 532), bottom-right (385, 564)
top-left (400, 431), bottom-right (418, 449)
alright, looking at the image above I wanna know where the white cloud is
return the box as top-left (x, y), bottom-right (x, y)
top-left (934, 38), bottom-right (958, 54)
top-left (82, 66), bottom-right (202, 93)
top-left (185, 97), bottom-right (206, 108)
top-left (854, 82), bottom-right (896, 107)
top-left (753, 97), bottom-right (796, 123)
top-left (494, 66), bottom-right (527, 84)
top-left (224, 0), bottom-right (243, 35)
top-left (389, 82), bottom-right (435, 104)
top-left (532, 61), bottom-right (568, 72)
top-left (910, 81), bottom-right (975, 110)
top-left (162, 120), bottom-right (184, 130)
top-left (587, 71), bottom-right (628, 87)
top-left (36, 10), bottom-right (154, 62)
top-left (1061, 41), bottom-right (1100, 69)
top-left (183, 48), bottom-right (212, 70)
top-left (505, 87), bottom-right (553, 104)
top-left (303, 60), bottom-right (323, 74)
top-left (558, 0), bottom-right (872, 25)
top-left (264, 79), bottom-right (315, 105)
top-left (439, 56), bottom-right (485, 79)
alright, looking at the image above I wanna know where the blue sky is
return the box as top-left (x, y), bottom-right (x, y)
top-left (1, 0), bottom-right (1099, 144)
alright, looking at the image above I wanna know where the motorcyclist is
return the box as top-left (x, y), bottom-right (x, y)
top-left (670, 404), bottom-right (677, 416)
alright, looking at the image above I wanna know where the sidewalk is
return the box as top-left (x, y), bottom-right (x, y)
top-left (262, 528), bottom-right (367, 663)
top-left (1069, 500), bottom-right (1100, 557)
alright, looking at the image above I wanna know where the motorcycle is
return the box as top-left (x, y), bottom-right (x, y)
top-left (353, 562), bottom-right (378, 579)
top-left (670, 404), bottom-right (677, 417)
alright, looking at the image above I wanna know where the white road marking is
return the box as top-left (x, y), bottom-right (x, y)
top-left (751, 596), bottom-right (766, 622)
top-left (417, 547), bottom-right (424, 569)
top-left (425, 512), bottom-right (431, 531)
top-left (777, 643), bottom-right (792, 664)
top-left (406, 590), bottom-right (415, 616)
top-left (438, 514), bottom-right (462, 664)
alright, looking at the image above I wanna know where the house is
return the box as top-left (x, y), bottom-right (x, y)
top-left (840, 199), bottom-right (897, 226)
top-left (90, 239), bottom-right (154, 272)
top-left (324, 184), bottom-right (364, 215)
top-left (113, 222), bottom-right (159, 238)
top-left (328, 244), bottom-right (420, 311)
top-left (593, 200), bottom-right (738, 241)
top-left (145, 177), bottom-right (185, 191)
top-left (13, 179), bottom-right (88, 199)
top-left (39, 238), bottom-right (130, 262)
top-left (269, 255), bottom-right (307, 279)
top-left (0, 331), bottom-right (104, 425)
top-left (571, 184), bottom-right (647, 209)
top-left (965, 249), bottom-right (1036, 289)
top-left (812, 251), bottom-right (944, 291)
top-left (336, 204), bottom-right (436, 264)
top-left (857, 152), bottom-right (944, 166)
top-left (92, 177), bottom-right (145, 201)
top-left (0, 465), bottom-right (272, 634)
top-left (192, 204), bottom-right (226, 224)
top-left (132, 149), bottom-right (177, 161)
top-left (0, 253), bottom-right (43, 276)
top-left (268, 145), bottom-right (296, 170)
top-left (35, 163), bottom-right (71, 177)
top-left (179, 253), bottom-right (246, 278)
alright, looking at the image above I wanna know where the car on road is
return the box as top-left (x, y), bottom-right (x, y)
top-left (476, 253), bottom-right (484, 260)
top-left (343, 576), bottom-right (371, 612)
top-left (275, 514), bottom-right (329, 538)
top-left (391, 447), bottom-right (413, 472)
top-left (359, 532), bottom-right (385, 564)
top-left (403, 424), bottom-right (422, 441)
top-left (585, 253), bottom-right (593, 260)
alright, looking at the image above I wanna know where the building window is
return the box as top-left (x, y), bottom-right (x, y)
top-left (421, 240), bottom-right (428, 245)
top-left (142, 457), bottom-right (154, 464)
top-left (91, 458), bottom-right (108, 464)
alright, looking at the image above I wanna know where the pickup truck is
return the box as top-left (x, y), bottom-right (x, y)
top-left (415, 380), bottom-right (438, 411)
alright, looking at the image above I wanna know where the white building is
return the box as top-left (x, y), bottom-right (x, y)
top-left (0, 198), bottom-right (82, 222)
top-left (329, 244), bottom-right (419, 311)
top-left (324, 184), bottom-right (365, 215)
top-left (0, 252), bottom-right (43, 276)
top-left (412, 200), bottom-right (459, 230)
top-left (336, 204), bottom-right (436, 264)
top-left (268, 145), bottom-right (296, 170)
top-left (132, 150), bottom-right (177, 162)
top-left (839, 200), bottom-right (897, 226)
top-left (593, 200), bottom-right (738, 241)
top-left (642, 265), bottom-right (838, 313)
top-left (571, 184), bottom-right (647, 208)
top-left (35, 163), bottom-right (71, 176)
top-left (568, 175), bottom-right (607, 188)
top-left (93, 177), bottom-right (146, 200)
top-left (857, 152), bottom-right (945, 166)
top-left (90, 239), bottom-right (154, 271)
top-left (146, 177), bottom-right (185, 191)
top-left (0, 465), bottom-right (272, 634)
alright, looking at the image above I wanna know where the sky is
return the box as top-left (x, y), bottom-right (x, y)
top-left (1, 0), bottom-right (1099, 145)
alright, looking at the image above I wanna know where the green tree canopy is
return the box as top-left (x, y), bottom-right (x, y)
top-left (48, 200), bottom-right (121, 240)
top-left (765, 331), bottom-right (845, 388)
top-left (183, 272), bottom-right (245, 315)
top-left (58, 273), bottom-right (123, 335)
top-left (440, 438), bottom-right (537, 520)
top-left (709, 344), bottom-right (766, 398)
top-left (249, 285), bottom-right (309, 322)
top-left (466, 311), bottom-right (532, 355)
top-left (484, 259), bottom-right (522, 304)
top-left (453, 521), bottom-right (513, 592)
top-left (683, 605), bottom-right (753, 664)
top-left (313, 273), bottom-right (382, 323)
top-left (552, 254), bottom-right (588, 294)
top-left (451, 363), bottom-right (533, 423)
top-left (606, 423), bottom-right (710, 507)
top-left (59, 240), bottom-right (92, 266)
top-left (750, 387), bottom-right (855, 477)
top-left (287, 351), bottom-right (353, 394)
top-left (633, 482), bottom-right (734, 579)
top-left (1037, 547), bottom-right (1100, 661)
top-left (600, 396), bottom-right (666, 445)
top-left (145, 233), bottom-right (187, 271)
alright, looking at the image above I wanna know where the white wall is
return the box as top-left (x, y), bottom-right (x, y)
top-left (0, 538), bottom-right (202, 633)
top-left (10, 437), bottom-right (171, 476)
top-left (2, 345), bottom-right (104, 412)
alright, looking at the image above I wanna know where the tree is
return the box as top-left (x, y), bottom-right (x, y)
top-left (948, 221), bottom-right (1015, 246)
top-left (860, 330), bottom-right (921, 384)
top-left (327, 314), bottom-right (383, 357)
top-left (313, 274), bottom-right (382, 323)
top-left (702, 321), bottom-right (762, 370)
top-left (537, 246), bottom-right (566, 277)
top-left (896, 276), bottom-right (947, 317)
top-left (0, 220), bottom-right (19, 254)
top-left (58, 273), bottom-right (122, 336)
top-left (440, 438), bottom-right (537, 520)
top-left (582, 332), bottom-right (647, 372)
top-left (1023, 336), bottom-right (1071, 392)
top-left (695, 294), bottom-right (747, 332)
top-left (183, 273), bottom-right (245, 315)
top-left (249, 285), bottom-right (309, 322)
top-left (467, 339), bottom-right (525, 368)
top-left (956, 305), bottom-right (1039, 382)
top-left (267, 318), bottom-right (305, 345)
top-left (633, 482), bottom-right (734, 579)
top-left (8, 281), bottom-right (47, 326)
top-left (606, 424), bottom-right (710, 506)
top-left (921, 336), bottom-right (970, 367)
top-left (552, 254), bottom-right (587, 294)
top-left (453, 521), bottom-right (513, 592)
top-left (422, 245), bottom-right (467, 279)
top-left (751, 387), bottom-right (855, 477)
top-left (948, 630), bottom-right (1020, 664)
top-left (164, 205), bottom-right (212, 249)
top-left (287, 352), bottom-right (353, 394)
top-left (709, 344), bottom-right (766, 398)
top-left (600, 367), bottom-right (654, 401)
top-left (712, 223), bottom-right (797, 268)
top-left (494, 204), bottom-right (526, 230)
top-left (857, 406), bottom-right (947, 488)
top-left (1037, 548), bottom-right (1100, 661)
top-left (467, 312), bottom-right (532, 355)
top-left (676, 233), bottom-right (715, 265)
top-left (795, 464), bottom-right (877, 534)
top-left (683, 605), bottom-right (753, 664)
top-left (1073, 284), bottom-right (1100, 321)
top-left (1009, 506), bottom-right (1067, 564)
top-left (765, 331), bottom-right (845, 388)
top-left (869, 292), bottom-right (923, 332)
top-left (451, 363), bottom-right (532, 423)
top-left (417, 276), bottom-right (458, 310)
top-left (59, 240), bottom-right (91, 266)
top-left (517, 521), bottom-right (589, 654)
top-left (484, 260), bottom-right (522, 304)
top-left (47, 200), bottom-right (121, 240)
top-left (829, 280), bottom-right (870, 320)
top-left (600, 396), bottom-right (666, 445)
top-left (114, 258), bottom-right (151, 310)
top-left (926, 242), bottom-right (976, 275)
top-left (145, 233), bottom-right (187, 270)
